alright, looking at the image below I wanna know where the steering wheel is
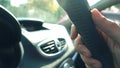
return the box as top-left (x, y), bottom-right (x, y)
top-left (57, 0), bottom-right (114, 68)
top-left (0, 6), bottom-right (22, 68)
top-left (0, 0), bottom-right (116, 67)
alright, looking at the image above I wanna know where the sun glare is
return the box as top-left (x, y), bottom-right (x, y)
top-left (10, 0), bottom-right (100, 7)
top-left (87, 0), bottom-right (100, 6)
top-left (10, 0), bottom-right (28, 7)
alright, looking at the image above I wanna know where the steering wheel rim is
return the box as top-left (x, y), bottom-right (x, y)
top-left (0, 5), bottom-right (22, 68)
top-left (57, 0), bottom-right (114, 68)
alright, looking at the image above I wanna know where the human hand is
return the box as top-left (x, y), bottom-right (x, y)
top-left (71, 9), bottom-right (120, 68)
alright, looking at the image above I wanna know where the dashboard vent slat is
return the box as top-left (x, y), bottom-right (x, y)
top-left (40, 40), bottom-right (59, 54)
top-left (58, 38), bottom-right (66, 48)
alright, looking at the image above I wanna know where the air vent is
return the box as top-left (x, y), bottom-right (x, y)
top-left (58, 38), bottom-right (66, 48)
top-left (37, 38), bottom-right (67, 57)
top-left (40, 40), bottom-right (59, 54)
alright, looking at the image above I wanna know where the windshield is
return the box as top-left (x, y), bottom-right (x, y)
top-left (88, 0), bottom-right (100, 6)
top-left (0, 0), bottom-right (99, 23)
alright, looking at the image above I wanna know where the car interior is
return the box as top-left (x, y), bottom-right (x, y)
top-left (0, 0), bottom-right (120, 68)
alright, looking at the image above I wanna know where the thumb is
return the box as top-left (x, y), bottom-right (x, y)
top-left (91, 9), bottom-right (120, 45)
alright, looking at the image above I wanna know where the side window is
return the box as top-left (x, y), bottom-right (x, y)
top-left (102, 4), bottom-right (120, 25)
top-left (102, 4), bottom-right (120, 13)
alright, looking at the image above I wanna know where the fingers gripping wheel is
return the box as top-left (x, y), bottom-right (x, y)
top-left (57, 0), bottom-right (114, 68)
top-left (0, 6), bottom-right (22, 68)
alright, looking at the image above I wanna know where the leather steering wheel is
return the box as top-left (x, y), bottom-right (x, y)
top-left (57, 0), bottom-right (114, 68)
top-left (0, 6), bottom-right (22, 68)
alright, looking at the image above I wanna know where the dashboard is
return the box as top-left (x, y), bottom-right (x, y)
top-left (18, 19), bottom-right (75, 68)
